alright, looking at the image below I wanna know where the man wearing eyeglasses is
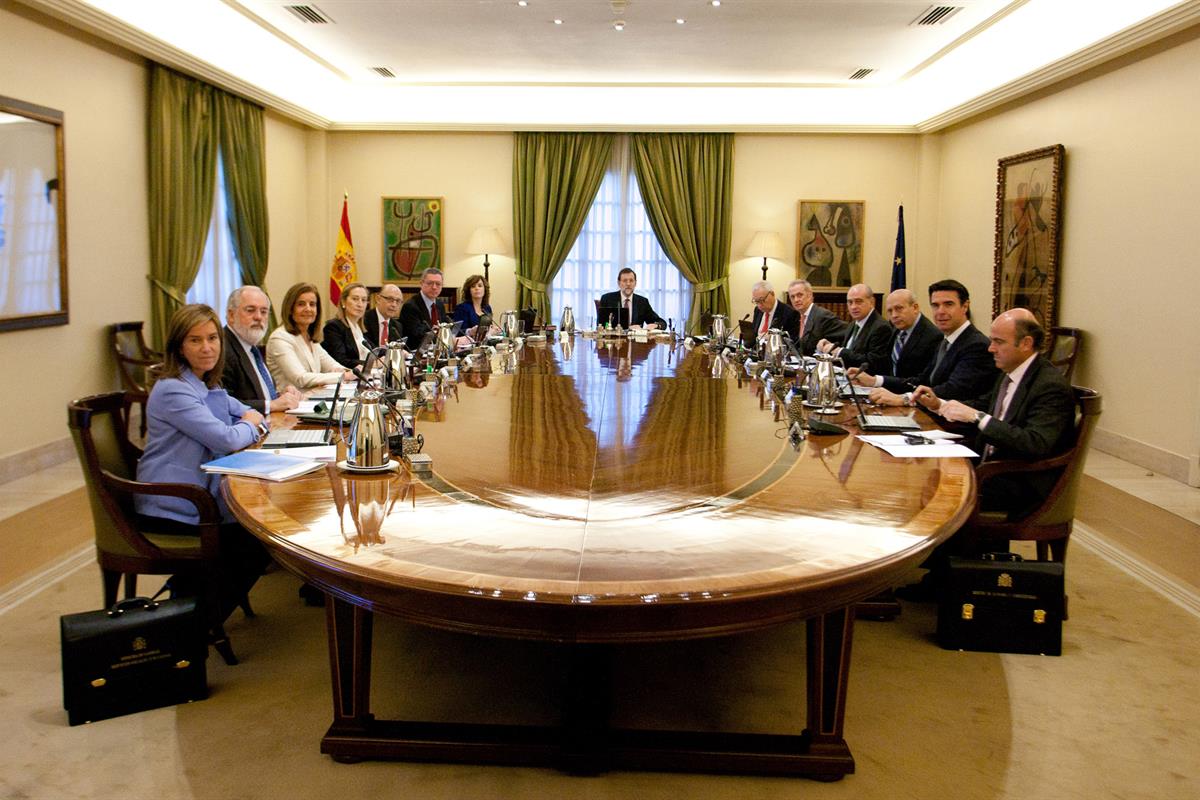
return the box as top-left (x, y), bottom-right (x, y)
top-left (744, 280), bottom-right (799, 347)
top-left (364, 283), bottom-right (404, 349)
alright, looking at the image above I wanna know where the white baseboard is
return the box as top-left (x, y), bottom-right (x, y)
top-left (0, 436), bottom-right (75, 486)
top-left (1091, 427), bottom-right (1200, 487)
top-left (0, 544), bottom-right (95, 617)
top-left (1074, 524), bottom-right (1200, 620)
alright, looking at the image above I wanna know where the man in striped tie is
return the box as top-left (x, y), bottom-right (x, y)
top-left (221, 286), bottom-right (302, 414)
top-left (849, 288), bottom-right (941, 387)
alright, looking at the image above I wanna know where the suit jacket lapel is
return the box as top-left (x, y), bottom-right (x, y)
top-left (1001, 357), bottom-right (1040, 423)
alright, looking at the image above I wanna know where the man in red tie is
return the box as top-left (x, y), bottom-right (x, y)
top-left (786, 279), bottom-right (846, 355)
top-left (400, 268), bottom-right (450, 349)
top-left (364, 283), bottom-right (403, 347)
top-left (746, 280), bottom-right (799, 347)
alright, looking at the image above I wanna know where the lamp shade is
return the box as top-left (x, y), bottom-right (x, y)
top-left (744, 230), bottom-right (784, 260)
top-left (467, 226), bottom-right (507, 256)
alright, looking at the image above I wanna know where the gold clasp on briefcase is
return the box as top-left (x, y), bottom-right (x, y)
top-left (1033, 609), bottom-right (1046, 624)
top-left (997, 573), bottom-right (1013, 588)
top-left (961, 603), bottom-right (975, 620)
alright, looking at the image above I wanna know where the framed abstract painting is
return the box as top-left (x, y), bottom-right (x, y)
top-left (383, 197), bottom-right (442, 282)
top-left (796, 200), bottom-right (863, 289)
top-left (993, 145), bottom-right (1064, 327)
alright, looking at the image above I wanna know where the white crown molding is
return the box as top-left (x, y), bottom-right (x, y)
top-left (917, 0), bottom-right (1200, 132)
top-left (16, 0), bottom-right (332, 129)
top-left (324, 122), bottom-right (922, 134)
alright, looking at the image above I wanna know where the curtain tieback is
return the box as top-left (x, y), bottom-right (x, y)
top-left (147, 276), bottom-right (188, 304)
top-left (516, 275), bottom-right (549, 294)
top-left (692, 276), bottom-right (728, 293)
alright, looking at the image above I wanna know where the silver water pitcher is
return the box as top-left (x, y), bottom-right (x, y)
top-left (384, 342), bottom-right (408, 392)
top-left (435, 321), bottom-right (457, 359)
top-left (560, 306), bottom-right (575, 335)
top-left (341, 389), bottom-right (391, 469)
top-left (499, 310), bottom-right (520, 339)
top-left (807, 352), bottom-right (839, 408)
top-left (763, 328), bottom-right (786, 370)
top-left (710, 314), bottom-right (728, 343)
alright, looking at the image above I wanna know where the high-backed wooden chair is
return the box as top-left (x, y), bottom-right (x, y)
top-left (109, 322), bottom-right (161, 437)
top-left (958, 386), bottom-right (1102, 616)
top-left (68, 392), bottom-right (242, 665)
top-left (1046, 327), bottom-right (1083, 382)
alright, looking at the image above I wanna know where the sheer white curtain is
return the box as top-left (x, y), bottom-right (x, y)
top-left (186, 152), bottom-right (242, 313)
top-left (549, 137), bottom-right (690, 331)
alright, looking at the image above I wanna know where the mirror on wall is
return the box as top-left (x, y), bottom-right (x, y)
top-left (0, 95), bottom-right (68, 332)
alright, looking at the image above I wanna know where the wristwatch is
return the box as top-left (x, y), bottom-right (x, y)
top-left (256, 421), bottom-right (269, 438)
top-left (903, 392), bottom-right (913, 407)
top-left (974, 410), bottom-right (985, 425)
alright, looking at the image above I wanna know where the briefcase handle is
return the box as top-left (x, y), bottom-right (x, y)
top-left (107, 597), bottom-right (160, 617)
top-left (980, 552), bottom-right (1023, 563)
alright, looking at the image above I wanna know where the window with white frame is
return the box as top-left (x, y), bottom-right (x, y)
top-left (549, 137), bottom-right (690, 332)
top-left (186, 152), bottom-right (242, 313)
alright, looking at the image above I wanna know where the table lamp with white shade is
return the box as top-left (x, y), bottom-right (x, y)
top-left (744, 230), bottom-right (784, 281)
top-left (466, 226), bottom-right (507, 283)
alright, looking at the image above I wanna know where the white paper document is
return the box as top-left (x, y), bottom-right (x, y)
top-left (858, 433), bottom-right (978, 459)
top-left (259, 445), bottom-right (338, 462)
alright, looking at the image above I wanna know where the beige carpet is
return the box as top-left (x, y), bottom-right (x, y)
top-left (2, 538), bottom-right (1198, 800)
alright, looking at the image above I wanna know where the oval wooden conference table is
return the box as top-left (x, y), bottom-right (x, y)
top-left (226, 335), bottom-right (975, 780)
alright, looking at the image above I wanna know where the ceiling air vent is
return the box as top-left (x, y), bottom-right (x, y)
top-left (849, 68), bottom-right (874, 80)
top-left (911, 6), bottom-right (962, 26)
top-left (285, 5), bottom-right (331, 24)
top-left (371, 67), bottom-right (395, 78)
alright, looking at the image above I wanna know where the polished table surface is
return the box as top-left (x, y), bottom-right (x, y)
top-left (226, 336), bottom-right (975, 776)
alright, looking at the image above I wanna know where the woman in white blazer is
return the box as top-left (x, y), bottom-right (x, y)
top-left (265, 282), bottom-right (355, 390)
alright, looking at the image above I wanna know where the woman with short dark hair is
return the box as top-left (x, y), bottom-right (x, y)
top-left (265, 282), bottom-right (355, 389)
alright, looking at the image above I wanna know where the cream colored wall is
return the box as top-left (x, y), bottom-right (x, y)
top-left (932, 33), bottom-right (1200, 481)
top-left (0, 2), bottom-right (149, 465)
top-left (262, 112), bottom-right (314, 301)
top-left (318, 132), bottom-right (516, 310)
top-left (731, 134), bottom-right (921, 314)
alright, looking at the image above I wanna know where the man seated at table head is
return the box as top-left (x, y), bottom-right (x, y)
top-left (849, 288), bottom-right (942, 387)
top-left (364, 283), bottom-right (404, 348)
top-left (744, 280), bottom-right (800, 347)
top-left (816, 283), bottom-right (891, 374)
top-left (221, 286), bottom-right (302, 413)
top-left (787, 279), bottom-right (846, 355)
top-left (400, 268), bottom-right (452, 349)
top-left (598, 268), bottom-right (666, 330)
top-left (866, 278), bottom-right (998, 407)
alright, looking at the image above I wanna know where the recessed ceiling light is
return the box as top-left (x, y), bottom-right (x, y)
top-left (676, 18), bottom-right (686, 24)
top-left (517, 0), bottom-right (527, 6)
top-left (553, 18), bottom-right (562, 25)
top-left (711, 0), bottom-right (721, 7)
top-left (614, 20), bottom-right (625, 31)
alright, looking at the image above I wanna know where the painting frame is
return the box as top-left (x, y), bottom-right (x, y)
top-left (796, 200), bottom-right (864, 289)
top-left (382, 197), bottom-right (443, 282)
top-left (993, 144), bottom-right (1064, 328)
top-left (0, 94), bottom-right (69, 333)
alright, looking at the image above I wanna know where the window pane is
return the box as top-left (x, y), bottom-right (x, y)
top-left (186, 152), bottom-right (242, 313)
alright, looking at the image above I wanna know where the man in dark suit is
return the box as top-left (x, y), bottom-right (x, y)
top-left (915, 309), bottom-right (1076, 519)
top-left (817, 283), bottom-right (891, 375)
top-left (221, 286), bottom-right (301, 414)
top-left (597, 268), bottom-right (666, 329)
top-left (745, 280), bottom-right (799, 345)
top-left (850, 288), bottom-right (941, 387)
top-left (362, 283), bottom-right (404, 348)
top-left (399, 268), bottom-right (452, 349)
top-left (868, 279), bottom-right (998, 406)
top-left (786, 279), bottom-right (846, 355)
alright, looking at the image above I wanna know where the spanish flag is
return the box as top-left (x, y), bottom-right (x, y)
top-left (329, 193), bottom-right (357, 304)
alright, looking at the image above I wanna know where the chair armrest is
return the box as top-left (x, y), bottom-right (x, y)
top-left (99, 470), bottom-right (223, 557)
top-left (974, 450), bottom-right (1074, 483)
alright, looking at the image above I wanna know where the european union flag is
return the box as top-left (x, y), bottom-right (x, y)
top-left (890, 205), bottom-right (906, 292)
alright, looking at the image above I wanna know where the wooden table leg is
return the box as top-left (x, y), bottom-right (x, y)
top-left (322, 595), bottom-right (374, 760)
top-left (804, 606), bottom-right (855, 772)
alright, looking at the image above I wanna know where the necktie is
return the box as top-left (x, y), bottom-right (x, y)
top-left (982, 375), bottom-right (1012, 462)
top-left (891, 329), bottom-right (909, 373)
top-left (430, 302), bottom-right (439, 326)
top-left (379, 316), bottom-right (388, 346)
top-left (625, 297), bottom-right (632, 327)
top-left (250, 345), bottom-right (278, 400)
top-left (799, 311), bottom-right (807, 337)
top-left (844, 323), bottom-right (859, 351)
top-left (760, 308), bottom-right (770, 335)
top-left (933, 338), bottom-right (949, 375)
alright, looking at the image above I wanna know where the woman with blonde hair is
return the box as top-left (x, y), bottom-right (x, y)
top-left (322, 282), bottom-right (371, 368)
top-left (266, 282), bottom-right (355, 389)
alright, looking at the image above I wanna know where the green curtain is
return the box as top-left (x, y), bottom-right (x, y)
top-left (630, 133), bottom-right (734, 333)
top-left (147, 65), bottom-right (218, 347)
top-left (215, 91), bottom-right (274, 327)
top-left (513, 132), bottom-right (614, 322)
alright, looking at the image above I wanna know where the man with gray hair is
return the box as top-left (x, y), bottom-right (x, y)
top-left (221, 285), bottom-right (301, 413)
top-left (817, 283), bottom-right (892, 375)
top-left (745, 279), bottom-right (799, 346)
top-left (850, 288), bottom-right (941, 386)
top-left (786, 278), bottom-right (846, 355)
top-left (400, 268), bottom-right (451, 349)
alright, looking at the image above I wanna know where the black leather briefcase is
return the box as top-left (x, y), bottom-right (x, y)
top-left (936, 554), bottom-right (1064, 656)
top-left (60, 597), bottom-right (208, 725)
